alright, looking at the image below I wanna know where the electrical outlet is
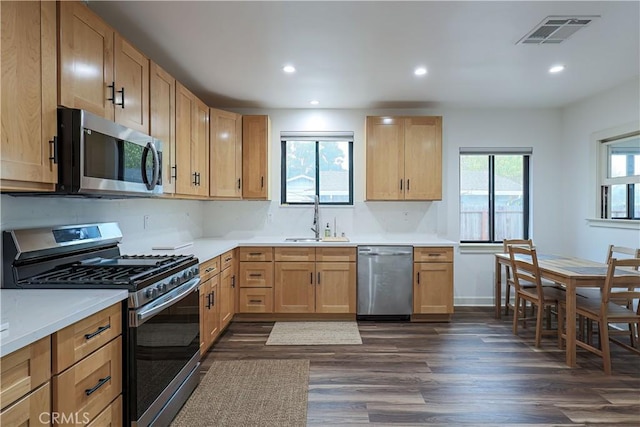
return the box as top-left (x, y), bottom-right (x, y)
top-left (143, 215), bottom-right (150, 229)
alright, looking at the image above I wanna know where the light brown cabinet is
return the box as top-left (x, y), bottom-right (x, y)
top-left (242, 115), bottom-right (271, 200)
top-left (0, 336), bottom-right (51, 426)
top-left (210, 109), bottom-right (242, 199)
top-left (413, 247), bottom-right (454, 317)
top-left (200, 256), bottom-right (220, 355)
top-left (58, 1), bottom-right (149, 133)
top-left (52, 302), bottom-right (123, 426)
top-left (219, 250), bottom-right (237, 330)
top-left (150, 62), bottom-right (176, 195)
top-left (176, 82), bottom-right (209, 198)
top-left (274, 247), bottom-right (356, 314)
top-left (238, 247), bottom-right (274, 313)
top-left (0, 0), bottom-right (57, 192)
top-left (366, 116), bottom-right (442, 201)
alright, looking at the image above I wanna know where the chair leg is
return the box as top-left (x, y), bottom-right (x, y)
top-left (505, 284), bottom-right (511, 316)
top-left (557, 304), bottom-right (564, 349)
top-left (535, 303), bottom-right (544, 348)
top-left (512, 294), bottom-right (520, 335)
top-left (600, 320), bottom-right (612, 375)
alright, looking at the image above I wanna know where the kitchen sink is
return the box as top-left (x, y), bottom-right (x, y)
top-left (284, 237), bottom-right (323, 242)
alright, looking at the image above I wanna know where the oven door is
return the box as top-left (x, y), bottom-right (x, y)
top-left (128, 277), bottom-right (200, 427)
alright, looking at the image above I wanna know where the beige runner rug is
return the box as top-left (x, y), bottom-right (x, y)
top-left (171, 359), bottom-right (309, 427)
top-left (266, 321), bottom-right (362, 345)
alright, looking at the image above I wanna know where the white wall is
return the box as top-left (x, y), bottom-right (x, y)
top-left (559, 77), bottom-right (640, 262)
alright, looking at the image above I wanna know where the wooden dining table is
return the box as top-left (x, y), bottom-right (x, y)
top-left (494, 252), bottom-right (640, 367)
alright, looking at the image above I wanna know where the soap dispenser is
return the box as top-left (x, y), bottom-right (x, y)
top-left (324, 223), bottom-right (331, 237)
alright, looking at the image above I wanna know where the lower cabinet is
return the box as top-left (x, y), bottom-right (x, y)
top-left (219, 249), bottom-right (237, 330)
top-left (199, 256), bottom-right (220, 355)
top-left (274, 247), bottom-right (356, 314)
top-left (238, 247), bottom-right (274, 313)
top-left (413, 247), bottom-right (454, 316)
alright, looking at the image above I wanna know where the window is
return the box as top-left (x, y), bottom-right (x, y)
top-left (459, 148), bottom-right (531, 243)
top-left (281, 132), bottom-right (353, 205)
top-left (599, 133), bottom-right (640, 220)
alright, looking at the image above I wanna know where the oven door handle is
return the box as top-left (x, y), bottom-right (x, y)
top-left (131, 277), bottom-right (201, 327)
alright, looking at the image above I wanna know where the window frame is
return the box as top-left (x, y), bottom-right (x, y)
top-left (280, 134), bottom-right (354, 206)
top-left (459, 149), bottom-right (531, 244)
top-left (598, 132), bottom-right (640, 220)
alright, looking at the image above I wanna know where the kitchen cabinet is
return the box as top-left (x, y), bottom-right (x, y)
top-left (0, 336), bottom-right (51, 426)
top-left (242, 115), bottom-right (271, 200)
top-left (238, 247), bottom-right (274, 313)
top-left (52, 303), bottom-right (123, 426)
top-left (210, 109), bottom-right (242, 199)
top-left (413, 247), bottom-right (454, 317)
top-left (1, 0), bottom-right (57, 192)
top-left (150, 62), bottom-right (176, 195)
top-left (366, 116), bottom-right (442, 201)
top-left (219, 249), bottom-right (237, 330)
top-left (200, 256), bottom-right (221, 355)
top-left (176, 82), bottom-right (209, 198)
top-left (58, 1), bottom-right (149, 133)
top-left (274, 247), bottom-right (356, 314)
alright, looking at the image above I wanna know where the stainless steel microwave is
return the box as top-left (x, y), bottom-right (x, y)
top-left (56, 108), bottom-right (163, 197)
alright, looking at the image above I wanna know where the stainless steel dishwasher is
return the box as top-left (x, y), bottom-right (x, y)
top-left (357, 246), bottom-right (413, 319)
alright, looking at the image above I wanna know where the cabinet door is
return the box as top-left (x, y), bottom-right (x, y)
top-left (192, 97), bottom-right (210, 198)
top-left (413, 262), bottom-right (453, 314)
top-left (199, 279), bottom-right (210, 354)
top-left (220, 266), bottom-right (233, 329)
top-left (404, 116), bottom-right (442, 200)
top-left (150, 62), bottom-right (176, 195)
top-left (210, 109), bottom-right (242, 198)
top-left (0, 382), bottom-right (50, 427)
top-left (58, 1), bottom-right (114, 120)
top-left (175, 83), bottom-right (195, 195)
top-left (274, 262), bottom-right (315, 313)
top-left (1, 1), bottom-right (57, 192)
top-left (242, 115), bottom-right (270, 200)
top-left (206, 276), bottom-right (220, 347)
top-left (366, 116), bottom-right (405, 200)
top-left (113, 34), bottom-right (149, 133)
top-left (316, 262), bottom-right (356, 313)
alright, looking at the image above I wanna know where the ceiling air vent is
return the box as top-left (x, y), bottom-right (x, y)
top-left (517, 15), bottom-right (599, 45)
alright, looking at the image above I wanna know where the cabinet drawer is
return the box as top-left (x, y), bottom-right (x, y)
top-left (238, 288), bottom-right (273, 313)
top-left (53, 303), bottom-right (122, 374)
top-left (274, 247), bottom-right (316, 262)
top-left (316, 247), bottom-right (356, 262)
top-left (0, 382), bottom-right (50, 426)
top-left (239, 262), bottom-right (274, 288)
top-left (239, 247), bottom-right (273, 262)
top-left (1, 336), bottom-right (50, 411)
top-left (53, 337), bottom-right (122, 427)
top-left (87, 394), bottom-right (122, 427)
top-left (200, 256), bottom-right (221, 281)
top-left (414, 247), bottom-right (453, 263)
top-left (220, 250), bottom-right (235, 270)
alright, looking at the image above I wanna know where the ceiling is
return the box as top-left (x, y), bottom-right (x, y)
top-left (88, 1), bottom-right (640, 110)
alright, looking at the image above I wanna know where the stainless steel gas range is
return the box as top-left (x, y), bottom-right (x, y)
top-left (2, 222), bottom-right (201, 427)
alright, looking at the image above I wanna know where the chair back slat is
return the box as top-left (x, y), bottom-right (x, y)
top-left (602, 258), bottom-right (640, 306)
top-left (606, 245), bottom-right (640, 269)
top-left (508, 245), bottom-right (544, 299)
top-left (503, 239), bottom-right (533, 280)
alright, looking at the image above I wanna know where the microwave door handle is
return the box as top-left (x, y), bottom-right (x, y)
top-left (142, 141), bottom-right (160, 191)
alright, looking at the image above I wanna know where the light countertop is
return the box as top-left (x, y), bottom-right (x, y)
top-left (0, 289), bottom-right (128, 357)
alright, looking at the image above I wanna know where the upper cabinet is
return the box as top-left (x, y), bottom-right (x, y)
top-left (210, 109), bottom-right (242, 199)
top-left (58, 1), bottom-right (149, 133)
top-left (366, 116), bottom-right (442, 201)
top-left (175, 83), bottom-right (209, 198)
top-left (150, 62), bottom-right (176, 195)
top-left (242, 115), bottom-right (271, 200)
top-left (1, 1), bottom-right (58, 192)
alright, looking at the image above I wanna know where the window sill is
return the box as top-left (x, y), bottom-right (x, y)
top-left (458, 243), bottom-right (504, 254)
top-left (586, 218), bottom-right (640, 230)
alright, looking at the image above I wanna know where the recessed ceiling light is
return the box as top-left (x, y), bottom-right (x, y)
top-left (414, 67), bottom-right (427, 76)
top-left (549, 65), bottom-right (565, 73)
top-left (310, 100), bottom-right (319, 105)
top-left (283, 65), bottom-right (296, 73)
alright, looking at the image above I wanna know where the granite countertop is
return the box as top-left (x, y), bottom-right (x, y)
top-left (0, 289), bottom-right (128, 357)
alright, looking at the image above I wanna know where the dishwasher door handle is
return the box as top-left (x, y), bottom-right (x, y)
top-left (361, 252), bottom-right (411, 257)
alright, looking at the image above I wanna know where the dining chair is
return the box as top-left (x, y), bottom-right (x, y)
top-left (503, 239), bottom-right (533, 316)
top-left (558, 257), bottom-right (640, 374)
top-left (509, 245), bottom-right (565, 347)
top-left (577, 245), bottom-right (640, 347)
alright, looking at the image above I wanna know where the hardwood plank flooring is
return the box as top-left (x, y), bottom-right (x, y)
top-left (199, 307), bottom-right (640, 425)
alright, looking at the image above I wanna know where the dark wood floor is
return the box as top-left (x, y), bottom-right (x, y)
top-left (200, 308), bottom-right (640, 426)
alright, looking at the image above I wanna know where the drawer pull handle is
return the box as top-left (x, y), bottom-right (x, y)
top-left (205, 267), bottom-right (217, 273)
top-left (249, 252), bottom-right (262, 256)
top-left (417, 272), bottom-right (420, 284)
top-left (84, 324), bottom-right (111, 340)
top-left (225, 257), bottom-right (232, 262)
top-left (85, 376), bottom-right (111, 396)
top-left (249, 273), bottom-right (262, 277)
top-left (428, 253), bottom-right (441, 256)
top-left (249, 299), bottom-right (262, 303)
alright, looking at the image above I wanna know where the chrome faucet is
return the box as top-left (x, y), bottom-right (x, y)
top-left (310, 195), bottom-right (320, 239)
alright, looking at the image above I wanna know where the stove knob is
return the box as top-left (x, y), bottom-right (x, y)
top-left (145, 287), bottom-right (157, 299)
top-left (170, 277), bottom-right (179, 286)
top-left (161, 283), bottom-right (168, 292)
